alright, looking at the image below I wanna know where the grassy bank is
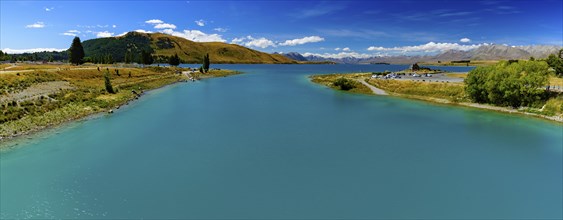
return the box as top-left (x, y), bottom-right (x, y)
top-left (0, 64), bottom-right (240, 141)
top-left (366, 78), bottom-right (468, 102)
top-left (309, 73), bottom-right (372, 95)
top-left (310, 73), bottom-right (563, 122)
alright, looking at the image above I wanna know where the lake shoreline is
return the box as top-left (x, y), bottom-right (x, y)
top-left (310, 73), bottom-right (563, 123)
top-left (0, 68), bottom-right (243, 148)
top-left (0, 81), bottom-right (183, 149)
top-left (389, 92), bottom-right (563, 123)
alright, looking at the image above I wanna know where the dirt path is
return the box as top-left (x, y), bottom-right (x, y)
top-left (356, 79), bottom-right (388, 95)
top-left (3, 64), bottom-right (17, 70)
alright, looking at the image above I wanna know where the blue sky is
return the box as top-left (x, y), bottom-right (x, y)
top-left (1, 0), bottom-right (561, 57)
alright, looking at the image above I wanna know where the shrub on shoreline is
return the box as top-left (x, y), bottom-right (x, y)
top-left (333, 77), bottom-right (357, 91)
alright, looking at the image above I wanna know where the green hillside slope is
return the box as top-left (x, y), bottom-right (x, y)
top-left (82, 32), bottom-right (296, 64)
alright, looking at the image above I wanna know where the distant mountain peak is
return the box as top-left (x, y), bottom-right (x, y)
top-left (288, 45), bottom-right (562, 64)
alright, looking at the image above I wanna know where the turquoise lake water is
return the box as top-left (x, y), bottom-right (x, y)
top-left (1, 64), bottom-right (561, 219)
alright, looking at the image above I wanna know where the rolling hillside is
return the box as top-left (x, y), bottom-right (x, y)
top-left (82, 31), bottom-right (296, 64)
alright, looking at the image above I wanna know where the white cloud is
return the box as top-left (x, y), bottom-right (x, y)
top-left (145, 19), bottom-right (163, 24)
top-left (460, 38), bottom-right (471, 43)
top-left (278, 36), bottom-right (324, 46)
top-left (116, 30), bottom-right (153, 37)
top-left (160, 29), bottom-right (226, 42)
top-left (214, 27), bottom-right (228, 32)
top-left (230, 36), bottom-right (276, 48)
top-left (335, 47), bottom-right (341, 51)
top-left (2, 48), bottom-right (67, 54)
top-left (342, 47), bottom-right (351, 51)
top-left (25, 22), bottom-right (45, 28)
top-left (367, 42), bottom-right (482, 54)
top-left (146, 19), bottom-right (177, 29)
top-left (117, 29), bottom-right (154, 37)
top-left (45, 7), bottom-right (54, 12)
top-left (112, 24), bottom-right (117, 28)
top-left (230, 35), bottom-right (324, 49)
top-left (366, 46), bottom-right (386, 51)
top-left (133, 29), bottom-right (152, 34)
top-left (77, 24), bottom-right (112, 29)
top-left (245, 37), bottom-right (276, 48)
top-left (154, 23), bottom-right (177, 29)
top-left (61, 30), bottom-right (80, 36)
top-left (96, 31), bottom-right (114, 38)
top-left (303, 52), bottom-right (373, 59)
top-left (231, 37), bottom-right (245, 44)
top-left (195, 19), bottom-right (206, 27)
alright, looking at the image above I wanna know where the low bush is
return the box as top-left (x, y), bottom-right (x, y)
top-left (333, 78), bottom-right (357, 91)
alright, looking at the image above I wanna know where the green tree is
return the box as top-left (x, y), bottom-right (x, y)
top-left (168, 53), bottom-right (180, 66)
top-left (140, 50), bottom-right (153, 66)
top-left (333, 78), bottom-right (356, 91)
top-left (124, 50), bottom-right (132, 64)
top-left (546, 50), bottom-right (563, 76)
top-left (203, 53), bottom-right (210, 72)
top-left (0, 50), bottom-right (8, 61)
top-left (465, 60), bottom-right (550, 107)
top-left (69, 37), bottom-right (85, 65)
top-left (411, 63), bottom-right (420, 71)
top-left (104, 70), bottom-right (115, 94)
top-left (464, 65), bottom-right (491, 103)
top-left (518, 60), bottom-right (550, 106)
top-left (106, 54), bottom-right (114, 64)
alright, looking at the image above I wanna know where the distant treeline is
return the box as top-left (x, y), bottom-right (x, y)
top-left (0, 50), bottom-right (69, 62)
top-left (451, 60), bottom-right (471, 63)
top-left (0, 49), bottom-right (185, 66)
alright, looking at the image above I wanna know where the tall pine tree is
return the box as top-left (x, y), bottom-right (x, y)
top-left (124, 50), bottom-right (132, 64)
top-left (169, 53), bottom-right (180, 66)
top-left (203, 53), bottom-right (210, 72)
top-left (140, 50), bottom-right (153, 66)
top-left (104, 69), bottom-right (115, 94)
top-left (69, 37), bottom-right (85, 65)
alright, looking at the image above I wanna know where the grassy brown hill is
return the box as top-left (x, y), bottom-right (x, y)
top-left (82, 31), bottom-right (296, 64)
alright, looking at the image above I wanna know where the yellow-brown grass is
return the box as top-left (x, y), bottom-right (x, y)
top-left (445, 73), bottom-right (468, 79)
top-left (549, 77), bottom-right (563, 88)
top-left (0, 66), bottom-right (188, 139)
top-left (366, 79), bottom-right (468, 102)
top-left (148, 33), bottom-right (296, 64)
